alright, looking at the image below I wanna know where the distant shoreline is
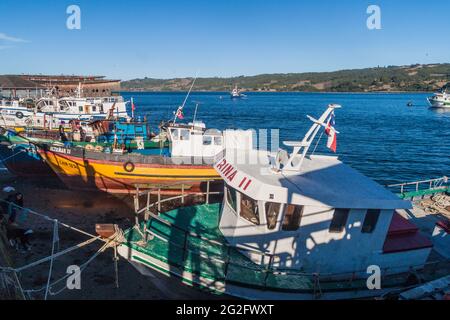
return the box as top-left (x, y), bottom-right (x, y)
top-left (119, 90), bottom-right (433, 94)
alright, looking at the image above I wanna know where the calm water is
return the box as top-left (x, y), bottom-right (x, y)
top-left (122, 92), bottom-right (450, 185)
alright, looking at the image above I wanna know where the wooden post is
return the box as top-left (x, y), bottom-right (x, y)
top-left (158, 188), bottom-right (161, 213)
top-left (181, 184), bottom-right (185, 205)
top-left (206, 181), bottom-right (210, 204)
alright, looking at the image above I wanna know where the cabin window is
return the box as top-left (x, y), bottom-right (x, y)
top-left (282, 205), bottom-right (304, 231)
top-left (240, 193), bottom-right (260, 225)
top-left (329, 209), bottom-right (350, 233)
top-left (265, 202), bottom-right (281, 230)
top-left (214, 136), bottom-right (222, 146)
top-left (180, 129), bottom-right (190, 141)
top-left (362, 209), bottom-right (381, 233)
top-left (170, 129), bottom-right (179, 140)
top-left (226, 186), bottom-right (237, 213)
top-left (203, 136), bottom-right (212, 145)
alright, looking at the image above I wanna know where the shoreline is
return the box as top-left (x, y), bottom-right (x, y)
top-left (0, 171), bottom-right (218, 300)
top-left (119, 90), bottom-right (434, 94)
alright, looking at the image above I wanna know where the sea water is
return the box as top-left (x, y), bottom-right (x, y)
top-left (122, 92), bottom-right (450, 185)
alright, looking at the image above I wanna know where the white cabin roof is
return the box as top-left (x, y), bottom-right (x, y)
top-left (215, 149), bottom-right (411, 210)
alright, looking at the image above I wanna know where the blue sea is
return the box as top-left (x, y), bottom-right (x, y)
top-left (122, 92), bottom-right (450, 186)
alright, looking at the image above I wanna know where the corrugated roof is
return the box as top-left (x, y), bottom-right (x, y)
top-left (0, 75), bottom-right (44, 89)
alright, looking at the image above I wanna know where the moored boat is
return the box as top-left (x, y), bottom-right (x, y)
top-left (36, 121), bottom-right (250, 194)
top-left (230, 85), bottom-right (244, 99)
top-left (0, 119), bottom-right (167, 178)
top-left (427, 87), bottom-right (450, 108)
top-left (117, 104), bottom-right (449, 299)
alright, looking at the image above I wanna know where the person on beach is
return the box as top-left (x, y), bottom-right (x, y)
top-left (3, 192), bottom-right (24, 224)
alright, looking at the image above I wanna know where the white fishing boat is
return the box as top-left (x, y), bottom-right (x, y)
top-left (230, 85), bottom-right (244, 99)
top-left (427, 88), bottom-right (450, 108)
top-left (117, 104), bottom-right (447, 299)
top-left (0, 93), bottom-right (129, 129)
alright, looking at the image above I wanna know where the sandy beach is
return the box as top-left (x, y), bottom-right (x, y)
top-left (0, 171), bottom-right (219, 300)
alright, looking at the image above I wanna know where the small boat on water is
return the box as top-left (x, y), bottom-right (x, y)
top-left (230, 85), bottom-right (244, 99)
top-left (427, 87), bottom-right (450, 108)
top-left (117, 104), bottom-right (449, 299)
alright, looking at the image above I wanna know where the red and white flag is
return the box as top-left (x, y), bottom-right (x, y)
top-left (175, 106), bottom-right (184, 120)
top-left (325, 111), bottom-right (337, 153)
top-left (131, 98), bottom-right (136, 113)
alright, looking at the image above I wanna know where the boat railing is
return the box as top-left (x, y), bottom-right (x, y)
top-left (387, 176), bottom-right (449, 199)
top-left (131, 181), bottom-right (449, 293)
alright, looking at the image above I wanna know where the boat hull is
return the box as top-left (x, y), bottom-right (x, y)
top-left (428, 97), bottom-right (450, 108)
top-left (37, 145), bottom-right (221, 194)
top-left (0, 134), bottom-right (56, 177)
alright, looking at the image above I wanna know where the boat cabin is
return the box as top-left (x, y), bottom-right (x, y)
top-left (214, 105), bottom-right (433, 276)
top-left (167, 121), bottom-right (224, 160)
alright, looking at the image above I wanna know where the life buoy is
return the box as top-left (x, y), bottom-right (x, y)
top-left (16, 111), bottom-right (24, 119)
top-left (123, 161), bottom-right (135, 173)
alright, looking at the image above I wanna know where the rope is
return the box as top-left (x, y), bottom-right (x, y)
top-left (44, 219), bottom-right (58, 300)
top-left (0, 200), bottom-right (125, 299)
top-left (0, 149), bottom-right (26, 163)
top-left (23, 229), bottom-right (123, 298)
top-left (311, 129), bottom-right (325, 156)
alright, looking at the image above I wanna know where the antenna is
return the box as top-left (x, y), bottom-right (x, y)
top-left (192, 100), bottom-right (201, 124)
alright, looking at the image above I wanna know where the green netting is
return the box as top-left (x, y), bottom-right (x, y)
top-left (123, 203), bottom-right (427, 292)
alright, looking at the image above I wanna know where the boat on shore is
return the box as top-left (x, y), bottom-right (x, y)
top-left (0, 119), bottom-right (166, 178)
top-left (117, 104), bottom-right (449, 299)
top-left (0, 89), bottom-right (130, 129)
top-left (35, 121), bottom-right (251, 194)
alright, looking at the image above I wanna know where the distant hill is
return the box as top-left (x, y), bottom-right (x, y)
top-left (121, 63), bottom-right (450, 92)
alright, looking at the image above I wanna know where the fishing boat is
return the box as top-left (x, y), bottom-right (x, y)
top-left (35, 120), bottom-right (249, 194)
top-left (0, 88), bottom-right (130, 129)
top-left (0, 119), bottom-right (166, 178)
top-left (117, 104), bottom-right (449, 299)
top-left (427, 88), bottom-right (450, 108)
top-left (230, 85), bottom-right (244, 99)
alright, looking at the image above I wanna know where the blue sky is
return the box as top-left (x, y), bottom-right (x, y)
top-left (0, 0), bottom-right (449, 80)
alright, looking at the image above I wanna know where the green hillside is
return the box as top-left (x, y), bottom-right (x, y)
top-left (121, 63), bottom-right (450, 92)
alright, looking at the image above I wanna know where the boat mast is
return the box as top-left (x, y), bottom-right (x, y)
top-left (282, 104), bottom-right (341, 172)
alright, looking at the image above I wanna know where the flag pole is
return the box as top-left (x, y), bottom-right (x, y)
top-left (174, 74), bottom-right (197, 124)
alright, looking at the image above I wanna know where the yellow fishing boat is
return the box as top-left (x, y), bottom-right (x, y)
top-left (37, 122), bottom-right (225, 194)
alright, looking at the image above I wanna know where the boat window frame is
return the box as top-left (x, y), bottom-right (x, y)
top-left (169, 128), bottom-right (179, 141)
top-left (203, 135), bottom-right (213, 146)
top-left (225, 185), bottom-right (237, 214)
top-left (361, 209), bottom-right (381, 233)
top-left (214, 136), bottom-right (222, 146)
top-left (179, 128), bottom-right (190, 141)
top-left (281, 204), bottom-right (304, 231)
top-left (265, 201), bottom-right (281, 230)
top-left (239, 193), bottom-right (260, 225)
top-left (329, 208), bottom-right (350, 233)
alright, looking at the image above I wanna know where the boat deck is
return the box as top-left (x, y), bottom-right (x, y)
top-left (122, 203), bottom-right (449, 294)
